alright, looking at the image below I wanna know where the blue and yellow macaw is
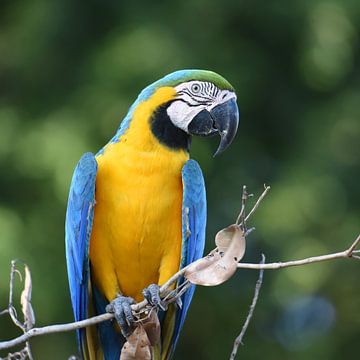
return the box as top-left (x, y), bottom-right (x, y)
top-left (65, 69), bottom-right (239, 359)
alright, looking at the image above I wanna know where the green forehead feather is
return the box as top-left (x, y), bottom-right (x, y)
top-left (133, 69), bottom-right (235, 110)
top-left (152, 69), bottom-right (235, 92)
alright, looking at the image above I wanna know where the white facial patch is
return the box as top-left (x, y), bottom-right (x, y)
top-left (166, 81), bottom-right (237, 133)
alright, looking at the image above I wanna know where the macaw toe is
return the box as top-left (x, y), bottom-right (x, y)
top-left (106, 295), bottom-right (135, 338)
top-left (143, 284), bottom-right (165, 311)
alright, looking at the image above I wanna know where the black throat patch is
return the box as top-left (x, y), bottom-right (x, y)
top-left (150, 102), bottom-right (191, 152)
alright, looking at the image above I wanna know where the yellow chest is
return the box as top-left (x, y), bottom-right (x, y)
top-left (89, 86), bottom-right (189, 302)
top-left (90, 143), bottom-right (188, 301)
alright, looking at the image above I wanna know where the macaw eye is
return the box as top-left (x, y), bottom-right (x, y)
top-left (191, 83), bottom-right (201, 93)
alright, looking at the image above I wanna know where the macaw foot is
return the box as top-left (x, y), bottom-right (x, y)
top-left (143, 284), bottom-right (166, 310)
top-left (106, 295), bottom-right (135, 338)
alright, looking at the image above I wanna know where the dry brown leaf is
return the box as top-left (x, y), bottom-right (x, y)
top-left (120, 326), bottom-right (152, 360)
top-left (185, 225), bottom-right (246, 286)
top-left (184, 249), bottom-right (221, 274)
top-left (20, 264), bottom-right (35, 330)
top-left (142, 310), bottom-right (161, 346)
top-left (120, 310), bottom-right (160, 359)
top-left (215, 225), bottom-right (240, 251)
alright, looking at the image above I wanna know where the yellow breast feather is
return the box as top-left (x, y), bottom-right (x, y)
top-left (89, 86), bottom-right (189, 303)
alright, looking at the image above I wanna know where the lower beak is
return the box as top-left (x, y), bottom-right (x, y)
top-left (187, 98), bottom-right (239, 156)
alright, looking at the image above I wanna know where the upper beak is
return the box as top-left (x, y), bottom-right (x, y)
top-left (211, 98), bottom-right (239, 156)
top-left (187, 97), bottom-right (239, 156)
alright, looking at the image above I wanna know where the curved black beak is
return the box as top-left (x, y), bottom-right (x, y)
top-left (211, 98), bottom-right (239, 156)
top-left (187, 98), bottom-right (239, 156)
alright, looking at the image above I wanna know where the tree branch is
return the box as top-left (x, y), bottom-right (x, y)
top-left (237, 234), bottom-right (360, 270)
top-left (230, 254), bottom-right (265, 360)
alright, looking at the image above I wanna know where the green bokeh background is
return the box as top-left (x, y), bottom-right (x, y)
top-left (0, 1), bottom-right (359, 359)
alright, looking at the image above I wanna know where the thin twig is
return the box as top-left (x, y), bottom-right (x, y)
top-left (0, 312), bottom-right (114, 350)
top-left (162, 279), bottom-right (189, 303)
top-left (0, 309), bottom-right (9, 316)
top-left (230, 254), bottom-right (265, 360)
top-left (347, 234), bottom-right (360, 254)
top-left (244, 185), bottom-right (270, 223)
top-left (236, 185), bottom-right (249, 226)
top-left (2, 347), bottom-right (29, 360)
top-left (25, 341), bottom-right (34, 360)
top-left (1, 261), bottom-right (36, 359)
top-left (8, 261), bottom-right (24, 330)
top-left (237, 234), bottom-right (360, 270)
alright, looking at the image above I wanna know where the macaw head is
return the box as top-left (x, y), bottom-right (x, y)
top-left (163, 70), bottom-right (239, 156)
top-left (156, 70), bottom-right (239, 156)
top-left (118, 69), bottom-right (239, 156)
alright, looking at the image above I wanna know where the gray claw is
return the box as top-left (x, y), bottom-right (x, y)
top-left (143, 284), bottom-right (165, 311)
top-left (106, 295), bottom-right (135, 338)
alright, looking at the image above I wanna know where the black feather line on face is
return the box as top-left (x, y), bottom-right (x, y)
top-left (178, 89), bottom-right (213, 104)
top-left (205, 82), bottom-right (211, 93)
top-left (176, 98), bottom-right (203, 107)
top-left (150, 102), bottom-right (191, 152)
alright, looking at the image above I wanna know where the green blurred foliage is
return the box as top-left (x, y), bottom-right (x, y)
top-left (0, 0), bottom-right (359, 359)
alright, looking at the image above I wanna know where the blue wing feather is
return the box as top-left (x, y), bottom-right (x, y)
top-left (65, 152), bottom-right (97, 347)
top-left (169, 159), bottom-right (207, 356)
